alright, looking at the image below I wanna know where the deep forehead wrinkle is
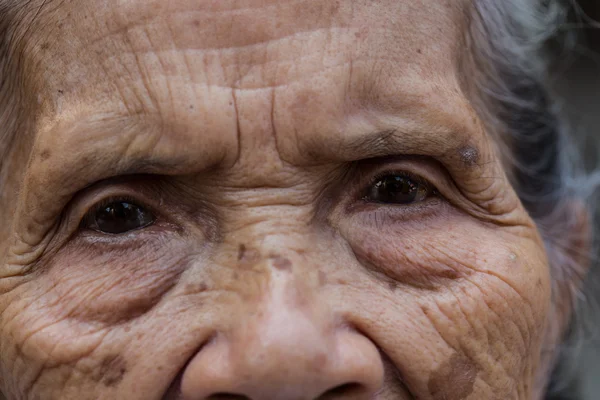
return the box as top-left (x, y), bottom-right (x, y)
top-left (8, 0), bottom-right (490, 220)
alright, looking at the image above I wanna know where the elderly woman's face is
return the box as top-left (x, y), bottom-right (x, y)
top-left (0, 0), bottom-right (557, 399)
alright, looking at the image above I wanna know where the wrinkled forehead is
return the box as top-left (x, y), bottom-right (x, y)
top-left (17, 0), bottom-right (469, 112)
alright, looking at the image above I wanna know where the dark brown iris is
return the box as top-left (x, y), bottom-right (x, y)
top-left (368, 175), bottom-right (429, 204)
top-left (92, 201), bottom-right (155, 234)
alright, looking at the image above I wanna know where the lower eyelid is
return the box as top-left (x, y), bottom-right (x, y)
top-left (346, 195), bottom-right (443, 217)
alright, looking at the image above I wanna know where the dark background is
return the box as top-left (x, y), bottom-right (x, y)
top-left (553, 0), bottom-right (600, 398)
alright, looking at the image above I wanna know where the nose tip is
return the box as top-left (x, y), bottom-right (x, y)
top-left (178, 252), bottom-right (383, 400)
top-left (179, 328), bottom-right (383, 400)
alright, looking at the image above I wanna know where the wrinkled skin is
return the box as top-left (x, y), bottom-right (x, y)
top-left (0, 0), bottom-right (566, 399)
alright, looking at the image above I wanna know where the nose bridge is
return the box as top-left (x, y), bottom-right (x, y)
top-left (178, 226), bottom-right (387, 400)
top-left (235, 255), bottom-right (333, 372)
top-left (233, 233), bottom-right (332, 357)
top-left (235, 225), bottom-right (324, 286)
top-left (179, 238), bottom-right (384, 400)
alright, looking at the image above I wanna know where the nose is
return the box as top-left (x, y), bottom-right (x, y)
top-left (178, 262), bottom-right (384, 400)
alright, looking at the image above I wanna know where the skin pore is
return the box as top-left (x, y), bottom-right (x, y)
top-left (0, 0), bottom-right (560, 399)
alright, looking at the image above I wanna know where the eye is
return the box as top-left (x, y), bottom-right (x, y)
top-left (365, 173), bottom-right (433, 204)
top-left (82, 198), bottom-right (156, 234)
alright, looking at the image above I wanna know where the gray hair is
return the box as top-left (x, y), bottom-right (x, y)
top-left (464, 0), bottom-right (599, 397)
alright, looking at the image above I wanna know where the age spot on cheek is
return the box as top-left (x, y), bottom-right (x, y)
top-left (91, 355), bottom-right (128, 387)
top-left (428, 353), bottom-right (479, 400)
top-left (40, 149), bottom-right (51, 161)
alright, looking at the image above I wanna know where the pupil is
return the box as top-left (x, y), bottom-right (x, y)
top-left (375, 176), bottom-right (418, 204)
top-left (95, 202), bottom-right (152, 234)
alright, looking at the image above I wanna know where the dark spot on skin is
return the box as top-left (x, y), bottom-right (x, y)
top-left (428, 353), bottom-right (479, 400)
top-left (272, 256), bottom-right (292, 271)
top-left (238, 244), bottom-right (247, 261)
top-left (92, 355), bottom-right (127, 387)
top-left (388, 281), bottom-right (398, 291)
top-left (40, 150), bottom-right (51, 161)
top-left (57, 89), bottom-right (64, 95)
top-left (237, 244), bottom-right (261, 268)
top-left (458, 146), bottom-right (480, 167)
top-left (40, 42), bottom-right (49, 50)
top-left (417, 48), bottom-right (422, 54)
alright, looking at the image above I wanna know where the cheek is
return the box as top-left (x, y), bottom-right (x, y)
top-left (340, 215), bottom-right (551, 397)
top-left (41, 236), bottom-right (191, 325)
top-left (344, 212), bottom-right (550, 315)
top-left (0, 235), bottom-right (192, 394)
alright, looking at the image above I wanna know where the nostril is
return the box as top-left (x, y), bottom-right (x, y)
top-left (207, 393), bottom-right (251, 400)
top-left (318, 383), bottom-right (364, 399)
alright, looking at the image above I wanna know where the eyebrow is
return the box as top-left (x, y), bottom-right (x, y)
top-left (24, 112), bottom-right (484, 210)
top-left (345, 129), bottom-right (450, 160)
top-left (25, 114), bottom-right (230, 202)
top-left (300, 126), bottom-right (482, 171)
